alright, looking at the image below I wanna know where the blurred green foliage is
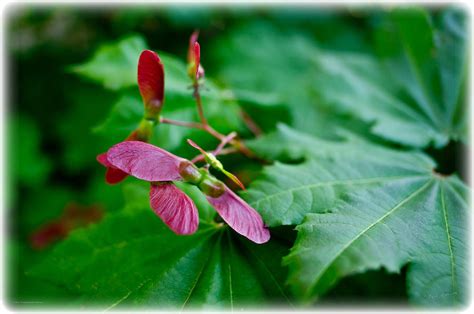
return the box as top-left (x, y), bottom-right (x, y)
top-left (6, 4), bottom-right (469, 310)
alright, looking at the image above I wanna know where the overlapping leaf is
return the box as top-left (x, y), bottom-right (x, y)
top-left (71, 36), bottom-right (148, 90)
top-left (212, 9), bottom-right (468, 148)
top-left (312, 7), bottom-right (468, 148)
top-left (211, 22), bottom-right (372, 140)
top-left (285, 176), bottom-right (468, 307)
top-left (29, 183), bottom-right (292, 310)
top-left (244, 125), bottom-right (469, 306)
top-left (245, 124), bottom-right (435, 226)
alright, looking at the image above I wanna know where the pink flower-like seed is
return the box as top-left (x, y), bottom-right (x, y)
top-left (102, 141), bottom-right (270, 244)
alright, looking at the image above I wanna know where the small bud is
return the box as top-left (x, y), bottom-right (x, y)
top-left (204, 153), bottom-right (224, 171)
top-left (187, 138), bottom-right (246, 190)
top-left (199, 175), bottom-right (225, 198)
top-left (178, 160), bottom-right (202, 184)
top-left (187, 31), bottom-right (199, 64)
top-left (187, 32), bottom-right (205, 82)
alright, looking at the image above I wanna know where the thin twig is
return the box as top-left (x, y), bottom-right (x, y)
top-left (163, 83), bottom-right (260, 161)
top-left (193, 85), bottom-right (208, 126)
top-left (191, 147), bottom-right (238, 164)
top-left (160, 117), bottom-right (204, 130)
top-left (240, 109), bottom-right (262, 137)
top-left (214, 132), bottom-right (237, 155)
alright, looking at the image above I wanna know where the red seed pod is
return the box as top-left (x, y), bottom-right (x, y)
top-left (187, 31), bottom-right (199, 64)
top-left (138, 50), bottom-right (165, 120)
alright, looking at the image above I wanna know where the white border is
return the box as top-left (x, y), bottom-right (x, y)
top-left (0, 1), bottom-right (472, 313)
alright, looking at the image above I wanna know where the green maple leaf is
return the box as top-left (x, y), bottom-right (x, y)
top-left (28, 183), bottom-right (292, 310)
top-left (245, 124), bottom-right (435, 226)
top-left (212, 8), bottom-right (468, 148)
top-left (285, 176), bottom-right (468, 307)
top-left (311, 7), bottom-right (468, 148)
top-left (70, 35), bottom-right (147, 90)
top-left (245, 125), bottom-right (469, 306)
top-left (211, 21), bottom-right (372, 141)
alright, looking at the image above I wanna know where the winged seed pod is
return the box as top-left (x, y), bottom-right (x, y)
top-left (101, 141), bottom-right (270, 244)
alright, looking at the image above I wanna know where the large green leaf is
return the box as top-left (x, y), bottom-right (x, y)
top-left (212, 9), bottom-right (468, 148)
top-left (245, 124), bottom-right (435, 226)
top-left (70, 35), bottom-right (147, 90)
top-left (285, 176), bottom-right (468, 307)
top-left (211, 22), bottom-right (376, 141)
top-left (314, 7), bottom-right (468, 148)
top-left (245, 125), bottom-right (469, 306)
top-left (28, 183), bottom-right (292, 309)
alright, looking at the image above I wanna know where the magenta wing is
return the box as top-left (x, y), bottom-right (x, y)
top-left (206, 187), bottom-right (270, 244)
top-left (106, 141), bottom-right (184, 182)
top-left (150, 183), bottom-right (199, 235)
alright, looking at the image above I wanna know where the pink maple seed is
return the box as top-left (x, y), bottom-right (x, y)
top-left (150, 183), bottom-right (199, 235)
top-left (97, 130), bottom-right (145, 185)
top-left (138, 50), bottom-right (165, 119)
top-left (106, 141), bottom-right (184, 182)
top-left (206, 187), bottom-right (270, 244)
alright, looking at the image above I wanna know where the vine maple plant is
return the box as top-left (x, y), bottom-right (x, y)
top-left (97, 35), bottom-right (268, 243)
top-left (28, 7), bottom-right (468, 310)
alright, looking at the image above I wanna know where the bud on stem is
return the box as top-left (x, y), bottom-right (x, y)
top-left (136, 118), bottom-right (155, 141)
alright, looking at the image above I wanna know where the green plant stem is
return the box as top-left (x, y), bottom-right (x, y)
top-left (191, 147), bottom-right (238, 164)
top-left (162, 86), bottom-right (257, 160)
top-left (160, 117), bottom-right (203, 130)
top-left (193, 85), bottom-right (257, 159)
top-left (193, 85), bottom-right (208, 126)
